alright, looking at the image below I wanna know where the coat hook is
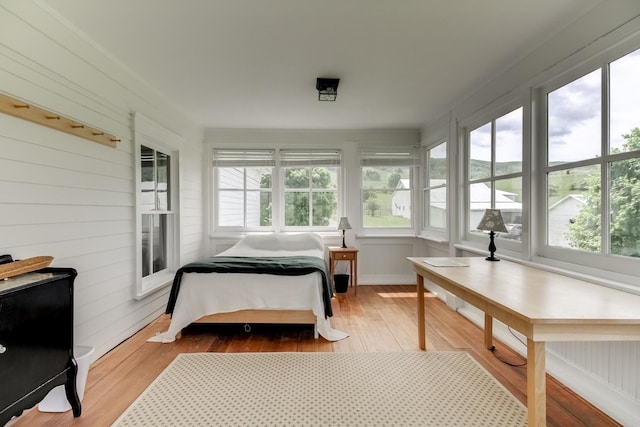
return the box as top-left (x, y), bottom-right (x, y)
top-left (92, 132), bottom-right (104, 136)
top-left (46, 115), bottom-right (61, 120)
top-left (13, 104), bottom-right (30, 109)
top-left (110, 138), bottom-right (121, 142)
top-left (71, 124), bottom-right (85, 129)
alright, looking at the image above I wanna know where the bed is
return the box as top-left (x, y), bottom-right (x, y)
top-left (148, 233), bottom-right (348, 343)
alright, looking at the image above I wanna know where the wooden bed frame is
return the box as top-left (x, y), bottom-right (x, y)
top-left (188, 309), bottom-right (319, 338)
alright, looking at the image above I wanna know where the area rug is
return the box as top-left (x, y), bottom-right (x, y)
top-left (112, 352), bottom-right (527, 426)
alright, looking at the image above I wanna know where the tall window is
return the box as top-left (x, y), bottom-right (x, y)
top-left (423, 141), bottom-right (447, 231)
top-left (213, 150), bottom-right (274, 229)
top-left (545, 47), bottom-right (640, 259)
top-left (280, 150), bottom-right (340, 228)
top-left (467, 107), bottom-right (523, 241)
top-left (360, 147), bottom-right (418, 228)
top-left (135, 113), bottom-right (181, 299)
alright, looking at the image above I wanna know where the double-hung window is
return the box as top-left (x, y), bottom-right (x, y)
top-left (467, 107), bottom-right (524, 242)
top-left (135, 113), bottom-right (182, 299)
top-left (422, 141), bottom-right (447, 233)
top-left (542, 47), bottom-right (640, 269)
top-left (280, 149), bottom-right (340, 229)
top-left (213, 149), bottom-right (275, 230)
top-left (360, 147), bottom-right (418, 229)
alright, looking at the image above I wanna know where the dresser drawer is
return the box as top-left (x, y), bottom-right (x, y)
top-left (334, 252), bottom-right (356, 260)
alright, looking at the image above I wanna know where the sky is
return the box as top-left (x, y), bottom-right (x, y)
top-left (469, 46), bottom-right (640, 165)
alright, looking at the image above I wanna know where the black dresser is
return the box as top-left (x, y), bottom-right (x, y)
top-left (0, 268), bottom-right (81, 425)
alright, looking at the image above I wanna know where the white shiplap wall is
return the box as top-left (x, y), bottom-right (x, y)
top-left (0, 2), bottom-right (205, 361)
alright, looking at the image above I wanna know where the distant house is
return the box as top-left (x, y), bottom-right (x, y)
top-left (548, 194), bottom-right (585, 247)
top-left (391, 179), bottom-right (411, 219)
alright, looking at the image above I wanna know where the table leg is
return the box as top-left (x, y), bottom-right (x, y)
top-left (417, 274), bottom-right (426, 350)
top-left (484, 313), bottom-right (493, 349)
top-left (353, 258), bottom-right (358, 295)
top-left (527, 339), bottom-right (547, 427)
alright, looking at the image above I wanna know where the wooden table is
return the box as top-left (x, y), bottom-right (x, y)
top-left (407, 256), bottom-right (640, 427)
top-left (328, 247), bottom-right (359, 294)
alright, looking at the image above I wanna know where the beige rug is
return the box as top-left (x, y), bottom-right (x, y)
top-left (113, 352), bottom-right (527, 426)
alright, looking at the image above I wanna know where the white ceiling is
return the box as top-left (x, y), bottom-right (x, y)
top-left (41, 0), bottom-right (601, 130)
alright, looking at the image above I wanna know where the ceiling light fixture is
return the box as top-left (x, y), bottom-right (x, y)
top-left (316, 78), bottom-right (340, 101)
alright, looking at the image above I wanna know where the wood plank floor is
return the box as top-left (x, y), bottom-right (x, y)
top-left (12, 285), bottom-right (619, 427)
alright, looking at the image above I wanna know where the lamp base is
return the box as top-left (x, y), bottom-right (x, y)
top-left (485, 256), bottom-right (501, 262)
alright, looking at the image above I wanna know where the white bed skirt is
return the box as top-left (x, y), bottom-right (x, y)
top-left (148, 272), bottom-right (348, 343)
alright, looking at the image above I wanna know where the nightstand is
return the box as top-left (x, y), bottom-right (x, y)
top-left (328, 247), bottom-right (359, 294)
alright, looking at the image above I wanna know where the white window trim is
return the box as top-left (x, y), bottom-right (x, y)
top-left (210, 145), bottom-right (344, 234)
top-left (134, 113), bottom-right (183, 299)
top-left (420, 139), bottom-right (449, 242)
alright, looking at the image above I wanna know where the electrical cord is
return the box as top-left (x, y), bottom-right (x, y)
top-left (489, 327), bottom-right (527, 367)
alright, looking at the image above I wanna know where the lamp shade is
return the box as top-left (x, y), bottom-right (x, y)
top-left (337, 217), bottom-right (352, 230)
top-left (476, 209), bottom-right (508, 233)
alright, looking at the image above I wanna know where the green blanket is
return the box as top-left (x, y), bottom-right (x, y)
top-left (166, 256), bottom-right (333, 318)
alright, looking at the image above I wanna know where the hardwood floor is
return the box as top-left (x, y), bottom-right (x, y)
top-left (12, 285), bottom-right (619, 426)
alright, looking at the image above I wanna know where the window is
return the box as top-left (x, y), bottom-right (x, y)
top-left (360, 147), bottom-right (418, 228)
top-left (423, 141), bottom-right (447, 231)
top-left (140, 146), bottom-right (171, 278)
top-left (212, 148), bottom-right (341, 231)
top-left (467, 107), bottom-right (523, 241)
top-left (545, 47), bottom-right (640, 260)
top-left (213, 150), bottom-right (274, 229)
top-left (134, 113), bottom-right (181, 299)
top-left (280, 150), bottom-right (340, 228)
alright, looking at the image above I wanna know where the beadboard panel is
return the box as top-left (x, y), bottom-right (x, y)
top-left (0, 2), bottom-right (205, 364)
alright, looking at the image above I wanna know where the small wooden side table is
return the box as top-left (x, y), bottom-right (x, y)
top-left (328, 247), bottom-right (359, 294)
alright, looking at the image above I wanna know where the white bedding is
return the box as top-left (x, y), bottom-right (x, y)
top-left (148, 233), bottom-right (348, 343)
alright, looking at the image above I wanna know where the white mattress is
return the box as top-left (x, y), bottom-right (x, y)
top-left (148, 233), bottom-right (348, 343)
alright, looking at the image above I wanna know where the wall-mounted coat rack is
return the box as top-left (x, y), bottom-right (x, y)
top-left (0, 92), bottom-right (119, 148)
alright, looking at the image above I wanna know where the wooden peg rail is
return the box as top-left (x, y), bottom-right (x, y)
top-left (0, 92), bottom-right (119, 148)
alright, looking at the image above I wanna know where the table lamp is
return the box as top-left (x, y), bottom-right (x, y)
top-left (476, 209), bottom-right (508, 261)
top-left (337, 217), bottom-right (352, 248)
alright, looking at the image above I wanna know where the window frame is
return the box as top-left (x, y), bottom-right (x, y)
top-left (462, 105), bottom-right (525, 253)
top-left (134, 113), bottom-right (182, 299)
top-left (359, 145), bottom-right (419, 234)
top-left (534, 45), bottom-right (640, 276)
top-left (421, 139), bottom-right (448, 240)
top-left (211, 146), bottom-right (343, 234)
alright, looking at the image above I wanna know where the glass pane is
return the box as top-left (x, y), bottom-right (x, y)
top-left (428, 142), bottom-right (447, 183)
top-left (259, 191), bottom-right (272, 227)
top-left (217, 168), bottom-right (244, 189)
top-left (311, 191), bottom-right (337, 226)
top-left (246, 167), bottom-right (272, 190)
top-left (495, 107), bottom-right (523, 175)
top-left (427, 187), bottom-right (447, 229)
top-left (609, 158), bottom-right (640, 257)
top-left (547, 165), bottom-right (600, 251)
top-left (284, 168), bottom-right (309, 189)
top-left (610, 48), bottom-right (640, 154)
top-left (312, 167), bottom-right (338, 189)
top-left (362, 166), bottom-right (383, 189)
top-left (156, 151), bottom-right (170, 210)
top-left (548, 70), bottom-right (601, 164)
top-left (285, 192), bottom-right (309, 226)
top-left (362, 189), bottom-right (411, 227)
top-left (141, 215), bottom-right (151, 277)
top-left (469, 123), bottom-right (492, 180)
top-left (469, 182), bottom-right (492, 231)
top-left (152, 215), bottom-right (167, 274)
top-left (140, 145), bottom-right (155, 212)
top-left (218, 190), bottom-right (244, 226)
top-left (495, 177), bottom-right (522, 241)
